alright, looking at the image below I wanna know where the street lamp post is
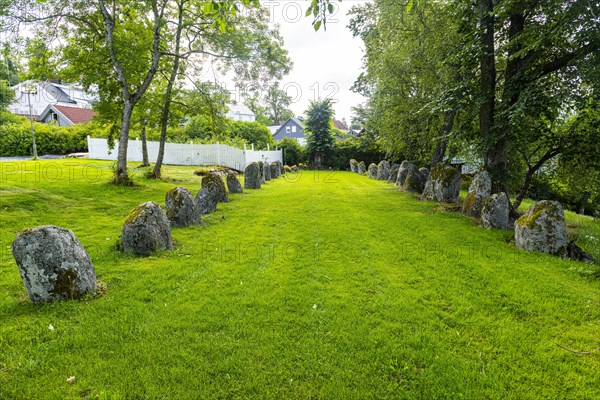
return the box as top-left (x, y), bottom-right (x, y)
top-left (24, 84), bottom-right (38, 159)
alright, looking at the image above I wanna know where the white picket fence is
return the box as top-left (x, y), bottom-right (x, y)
top-left (87, 136), bottom-right (282, 171)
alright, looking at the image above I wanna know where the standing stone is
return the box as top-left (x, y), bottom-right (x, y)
top-left (11, 226), bottom-right (97, 303)
top-left (244, 162), bottom-right (262, 189)
top-left (481, 192), bottom-right (509, 230)
top-left (395, 160), bottom-right (413, 187)
top-left (257, 161), bottom-right (265, 183)
top-left (270, 162), bottom-right (279, 179)
top-left (368, 163), bottom-right (378, 179)
top-left (357, 161), bottom-right (367, 175)
top-left (350, 159), bottom-right (359, 173)
top-left (122, 202), bottom-right (172, 256)
top-left (377, 160), bottom-right (391, 181)
top-left (226, 173), bottom-right (243, 194)
top-left (422, 164), bottom-right (462, 203)
top-left (195, 188), bottom-right (217, 214)
top-left (202, 172), bottom-right (228, 203)
top-left (514, 200), bottom-right (568, 256)
top-left (418, 167), bottom-right (429, 188)
top-left (402, 164), bottom-right (425, 193)
top-left (273, 160), bottom-right (283, 177)
top-left (264, 162), bottom-right (272, 181)
top-left (165, 186), bottom-right (201, 228)
top-left (388, 163), bottom-right (400, 183)
top-left (462, 171), bottom-right (492, 218)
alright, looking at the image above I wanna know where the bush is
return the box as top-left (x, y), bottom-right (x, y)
top-left (327, 138), bottom-right (386, 170)
top-left (278, 137), bottom-right (306, 166)
top-left (0, 116), bottom-right (108, 156)
top-left (228, 120), bottom-right (274, 150)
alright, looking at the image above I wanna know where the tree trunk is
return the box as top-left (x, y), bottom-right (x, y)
top-left (577, 192), bottom-right (590, 215)
top-left (431, 109), bottom-right (456, 168)
top-left (114, 99), bottom-right (135, 185)
top-left (478, 0), bottom-right (497, 183)
top-left (140, 121), bottom-right (149, 167)
top-left (152, 1), bottom-right (184, 179)
top-left (512, 147), bottom-right (560, 211)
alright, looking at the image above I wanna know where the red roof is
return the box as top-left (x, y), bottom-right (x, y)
top-left (54, 105), bottom-right (96, 124)
top-left (333, 118), bottom-right (348, 130)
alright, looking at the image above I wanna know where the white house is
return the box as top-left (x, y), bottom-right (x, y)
top-left (226, 102), bottom-right (255, 122)
top-left (9, 80), bottom-right (97, 122)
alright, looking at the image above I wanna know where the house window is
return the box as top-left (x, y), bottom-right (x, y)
top-left (292, 125), bottom-right (297, 133)
top-left (286, 126), bottom-right (291, 134)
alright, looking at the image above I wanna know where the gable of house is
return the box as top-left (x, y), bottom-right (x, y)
top-left (273, 118), bottom-right (306, 141)
top-left (39, 104), bottom-right (96, 126)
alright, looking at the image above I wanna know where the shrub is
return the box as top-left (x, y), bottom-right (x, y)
top-left (327, 138), bottom-right (386, 170)
top-left (228, 120), bottom-right (274, 150)
top-left (0, 116), bottom-right (107, 156)
top-left (278, 137), bottom-right (306, 166)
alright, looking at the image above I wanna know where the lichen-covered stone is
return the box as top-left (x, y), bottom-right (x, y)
top-left (395, 160), bottom-right (413, 187)
top-left (263, 162), bottom-right (272, 181)
top-left (418, 167), bottom-right (429, 188)
top-left (462, 171), bottom-right (492, 218)
top-left (275, 161), bottom-right (283, 176)
top-left (195, 188), bottom-right (217, 214)
top-left (270, 162), bottom-right (279, 179)
top-left (350, 159), bottom-right (359, 173)
top-left (202, 172), bottom-right (228, 203)
top-left (122, 202), bottom-right (172, 256)
top-left (377, 160), bottom-right (391, 181)
top-left (357, 161), bottom-right (366, 175)
top-left (402, 164), bottom-right (424, 193)
top-left (481, 192), bottom-right (509, 229)
top-left (165, 186), bottom-right (201, 228)
top-left (226, 173), bottom-right (243, 194)
top-left (11, 226), bottom-right (97, 303)
top-left (388, 163), bottom-right (400, 183)
top-left (368, 163), bottom-right (378, 179)
top-left (244, 162), bottom-right (262, 189)
top-left (515, 200), bottom-right (568, 256)
top-left (422, 164), bottom-right (462, 203)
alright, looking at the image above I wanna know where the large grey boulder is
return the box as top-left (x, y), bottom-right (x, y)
top-left (462, 171), bottom-right (492, 218)
top-left (350, 159), bottom-right (359, 173)
top-left (422, 164), bottom-right (462, 203)
top-left (368, 163), bottom-right (378, 179)
top-left (122, 202), bottom-right (172, 256)
top-left (515, 200), bottom-right (568, 256)
top-left (202, 172), bottom-right (228, 203)
top-left (418, 167), bottom-right (429, 188)
top-left (195, 188), bottom-right (217, 214)
top-left (274, 161), bottom-right (283, 176)
top-left (11, 226), bottom-right (97, 303)
top-left (226, 173), bottom-right (243, 194)
top-left (395, 160), bottom-right (412, 187)
top-left (165, 186), bottom-right (201, 228)
top-left (377, 160), bottom-right (391, 181)
top-left (401, 164), bottom-right (425, 193)
top-left (244, 162), bottom-right (262, 189)
top-left (357, 161), bottom-right (366, 175)
top-left (388, 163), bottom-right (400, 183)
top-left (481, 192), bottom-right (509, 229)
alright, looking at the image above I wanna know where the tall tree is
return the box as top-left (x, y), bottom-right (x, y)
top-left (305, 98), bottom-right (335, 168)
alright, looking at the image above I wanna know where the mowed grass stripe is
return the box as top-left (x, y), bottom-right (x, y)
top-left (0, 160), bottom-right (598, 399)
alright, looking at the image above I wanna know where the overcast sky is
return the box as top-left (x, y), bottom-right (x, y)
top-left (267, 0), bottom-right (369, 125)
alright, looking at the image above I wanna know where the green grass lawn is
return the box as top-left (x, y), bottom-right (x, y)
top-left (1, 159), bottom-right (599, 399)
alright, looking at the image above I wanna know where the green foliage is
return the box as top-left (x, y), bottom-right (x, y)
top-left (0, 43), bottom-right (21, 85)
top-left (0, 79), bottom-right (15, 111)
top-left (305, 99), bottom-right (335, 168)
top-left (278, 137), bottom-right (306, 166)
top-left (328, 138), bottom-right (385, 170)
top-left (23, 37), bottom-right (61, 81)
top-left (0, 117), bottom-right (105, 156)
top-left (228, 120), bottom-right (274, 150)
